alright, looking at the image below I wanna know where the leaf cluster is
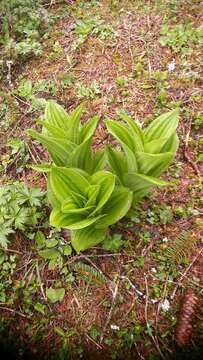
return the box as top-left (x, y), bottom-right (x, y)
top-left (28, 101), bottom-right (179, 252)
top-left (0, 183), bottom-right (45, 248)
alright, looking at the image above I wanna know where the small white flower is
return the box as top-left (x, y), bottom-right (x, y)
top-left (167, 59), bottom-right (176, 72)
top-left (161, 299), bottom-right (170, 312)
top-left (151, 267), bottom-right (157, 273)
top-left (110, 324), bottom-right (120, 331)
top-left (162, 237), bottom-right (168, 243)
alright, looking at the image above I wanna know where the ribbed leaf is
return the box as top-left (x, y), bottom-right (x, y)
top-left (62, 198), bottom-right (93, 214)
top-left (28, 129), bottom-right (76, 166)
top-left (86, 185), bottom-right (100, 207)
top-left (79, 116), bottom-right (99, 143)
top-left (106, 146), bottom-right (127, 183)
top-left (68, 103), bottom-right (84, 144)
top-left (91, 149), bottom-right (106, 173)
top-left (50, 208), bottom-right (103, 229)
top-left (45, 100), bottom-right (69, 129)
top-left (106, 120), bottom-right (136, 151)
top-left (91, 171), bottom-right (115, 213)
top-left (50, 167), bottom-right (89, 203)
top-left (71, 226), bottom-right (107, 253)
top-left (96, 186), bottom-right (133, 228)
top-left (162, 132), bottom-right (179, 153)
top-left (122, 144), bottom-right (138, 172)
top-left (136, 152), bottom-right (173, 176)
top-left (118, 111), bottom-right (144, 145)
top-left (47, 175), bottom-right (61, 208)
top-left (144, 108), bottom-right (179, 142)
top-left (69, 138), bottom-right (93, 172)
top-left (144, 137), bottom-right (169, 153)
top-left (124, 172), bottom-right (169, 201)
top-left (38, 120), bottom-right (67, 138)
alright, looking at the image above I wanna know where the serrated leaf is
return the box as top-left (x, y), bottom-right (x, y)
top-left (38, 248), bottom-right (60, 260)
top-left (46, 239), bottom-right (58, 248)
top-left (63, 245), bottom-right (72, 256)
top-left (46, 287), bottom-right (65, 303)
top-left (35, 231), bottom-right (46, 249)
top-left (71, 226), bottom-right (107, 253)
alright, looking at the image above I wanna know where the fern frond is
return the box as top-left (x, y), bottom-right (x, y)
top-left (166, 231), bottom-right (197, 264)
top-left (73, 261), bottom-right (107, 286)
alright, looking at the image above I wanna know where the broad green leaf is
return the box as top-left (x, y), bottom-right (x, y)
top-left (118, 111), bottom-right (144, 145)
top-left (91, 148), bottom-right (106, 173)
top-left (38, 248), bottom-right (60, 260)
top-left (62, 199), bottom-right (93, 215)
top-left (124, 172), bottom-right (169, 201)
top-left (68, 103), bottom-right (84, 144)
top-left (86, 185), bottom-right (100, 207)
top-left (144, 108), bottom-right (179, 142)
top-left (144, 137), bottom-right (170, 153)
top-left (47, 175), bottom-right (61, 208)
top-left (38, 120), bottom-right (67, 138)
top-left (162, 132), bottom-right (179, 153)
top-left (50, 208), bottom-right (103, 229)
top-left (106, 120), bottom-right (136, 151)
top-left (122, 144), bottom-right (138, 172)
top-left (91, 171), bottom-right (115, 212)
top-left (79, 116), bottom-right (99, 143)
top-left (46, 239), bottom-right (59, 248)
top-left (96, 186), bottom-right (133, 228)
top-left (69, 138), bottom-right (93, 172)
top-left (28, 129), bottom-right (76, 166)
top-left (106, 146), bottom-right (127, 183)
top-left (135, 152), bottom-right (174, 177)
top-left (50, 167), bottom-right (89, 203)
top-left (71, 226), bottom-right (107, 253)
top-left (45, 100), bottom-right (69, 129)
top-left (46, 287), bottom-right (65, 303)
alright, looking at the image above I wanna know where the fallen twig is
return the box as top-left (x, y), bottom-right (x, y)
top-left (99, 277), bottom-right (120, 344)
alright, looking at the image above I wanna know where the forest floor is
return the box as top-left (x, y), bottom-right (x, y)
top-left (0, 1), bottom-right (203, 359)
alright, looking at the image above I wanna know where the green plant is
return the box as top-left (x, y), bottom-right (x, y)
top-left (106, 108), bottom-right (179, 205)
top-left (47, 166), bottom-right (132, 252)
top-left (73, 262), bottom-right (107, 286)
top-left (160, 23), bottom-right (203, 54)
top-left (0, 0), bottom-right (55, 63)
top-left (166, 231), bottom-right (197, 264)
top-left (28, 102), bottom-right (179, 252)
top-left (28, 100), bottom-right (105, 173)
top-left (0, 182), bottom-right (45, 248)
top-left (76, 81), bottom-right (101, 99)
top-left (15, 78), bottom-right (58, 113)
